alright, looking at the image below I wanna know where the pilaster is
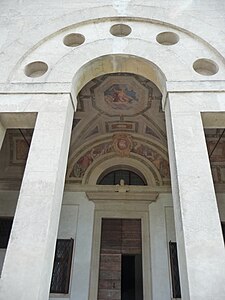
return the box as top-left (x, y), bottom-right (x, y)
top-left (165, 92), bottom-right (225, 299)
top-left (0, 94), bottom-right (74, 300)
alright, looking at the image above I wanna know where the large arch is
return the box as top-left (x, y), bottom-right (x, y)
top-left (5, 11), bottom-right (225, 85)
top-left (8, 17), bottom-right (225, 109)
top-left (71, 54), bottom-right (167, 102)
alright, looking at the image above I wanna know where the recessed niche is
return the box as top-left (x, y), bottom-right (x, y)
top-left (110, 24), bottom-right (132, 37)
top-left (156, 32), bottom-right (179, 45)
top-left (193, 58), bottom-right (219, 76)
top-left (24, 61), bottom-right (48, 78)
top-left (63, 33), bottom-right (85, 47)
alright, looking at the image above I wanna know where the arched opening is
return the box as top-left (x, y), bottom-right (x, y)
top-left (68, 69), bottom-right (170, 300)
top-left (67, 71), bottom-right (169, 188)
top-left (71, 54), bottom-right (167, 105)
top-left (97, 168), bottom-right (147, 186)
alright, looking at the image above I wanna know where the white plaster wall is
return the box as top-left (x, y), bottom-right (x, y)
top-left (1, 0), bottom-right (225, 86)
top-left (50, 191), bottom-right (95, 300)
top-left (50, 197), bottom-right (79, 300)
top-left (149, 194), bottom-right (176, 300)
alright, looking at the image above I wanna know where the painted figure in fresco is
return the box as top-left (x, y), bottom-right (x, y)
top-left (73, 151), bottom-right (93, 177)
top-left (112, 87), bottom-right (134, 103)
top-left (132, 141), bottom-right (169, 178)
top-left (104, 84), bottom-right (138, 110)
top-left (73, 139), bottom-right (169, 179)
top-left (117, 138), bottom-right (129, 150)
top-left (74, 143), bottom-right (112, 178)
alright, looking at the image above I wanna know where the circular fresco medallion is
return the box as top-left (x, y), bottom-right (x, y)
top-left (113, 134), bottom-right (133, 156)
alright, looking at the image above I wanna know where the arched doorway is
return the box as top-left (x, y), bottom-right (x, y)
top-left (67, 72), bottom-right (169, 300)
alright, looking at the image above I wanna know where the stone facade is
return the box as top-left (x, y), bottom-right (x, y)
top-left (0, 1), bottom-right (225, 300)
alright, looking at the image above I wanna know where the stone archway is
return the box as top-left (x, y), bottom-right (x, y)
top-left (1, 10), bottom-right (225, 300)
top-left (68, 70), bottom-right (168, 300)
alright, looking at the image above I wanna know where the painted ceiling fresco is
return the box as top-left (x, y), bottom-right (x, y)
top-left (0, 75), bottom-right (225, 187)
top-left (92, 75), bottom-right (152, 116)
top-left (72, 73), bottom-right (165, 149)
top-left (67, 75), bottom-right (225, 186)
top-left (67, 73), bottom-right (169, 185)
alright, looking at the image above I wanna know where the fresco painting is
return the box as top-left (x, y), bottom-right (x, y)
top-left (104, 84), bottom-right (138, 110)
top-left (133, 141), bottom-right (169, 178)
top-left (16, 140), bottom-right (29, 161)
top-left (112, 134), bottom-right (133, 157)
top-left (73, 142), bottom-right (112, 177)
top-left (73, 136), bottom-right (169, 179)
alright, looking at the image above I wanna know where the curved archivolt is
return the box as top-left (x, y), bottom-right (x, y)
top-left (10, 17), bottom-right (225, 98)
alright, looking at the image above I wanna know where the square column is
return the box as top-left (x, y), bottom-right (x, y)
top-left (165, 94), bottom-right (225, 300)
top-left (0, 97), bottom-right (74, 300)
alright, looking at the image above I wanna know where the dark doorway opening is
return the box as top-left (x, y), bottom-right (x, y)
top-left (121, 254), bottom-right (143, 300)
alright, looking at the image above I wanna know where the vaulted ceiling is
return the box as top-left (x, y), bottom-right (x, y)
top-left (67, 73), bottom-right (169, 185)
top-left (0, 73), bottom-right (225, 188)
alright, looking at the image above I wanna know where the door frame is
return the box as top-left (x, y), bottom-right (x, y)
top-left (88, 204), bottom-right (152, 300)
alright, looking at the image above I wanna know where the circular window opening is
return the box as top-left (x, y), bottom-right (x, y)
top-left (97, 169), bottom-right (147, 186)
top-left (24, 61), bottom-right (48, 78)
top-left (156, 31), bottom-right (179, 45)
top-left (110, 24), bottom-right (132, 37)
top-left (63, 33), bottom-right (85, 47)
top-left (193, 58), bottom-right (219, 76)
